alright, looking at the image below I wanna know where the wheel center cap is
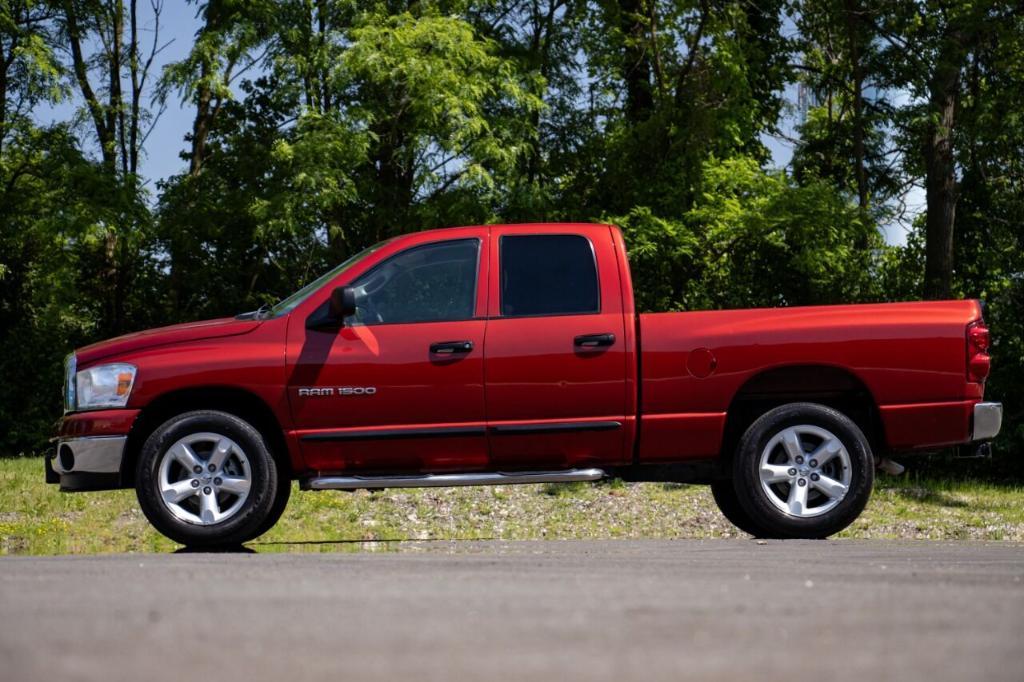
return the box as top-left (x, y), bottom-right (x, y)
top-left (799, 467), bottom-right (810, 476)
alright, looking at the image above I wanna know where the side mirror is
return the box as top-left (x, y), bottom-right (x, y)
top-left (329, 286), bottom-right (357, 322)
top-left (308, 286), bottom-right (356, 331)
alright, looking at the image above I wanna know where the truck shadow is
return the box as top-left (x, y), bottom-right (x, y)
top-left (252, 536), bottom-right (498, 549)
top-left (171, 537), bottom-right (498, 553)
top-left (173, 545), bottom-right (256, 554)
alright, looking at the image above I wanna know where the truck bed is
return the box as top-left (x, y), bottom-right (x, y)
top-left (637, 299), bottom-right (984, 461)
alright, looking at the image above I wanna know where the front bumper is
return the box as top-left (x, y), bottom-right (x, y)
top-left (49, 435), bottom-right (127, 491)
top-left (48, 409), bottom-right (139, 490)
top-left (972, 402), bottom-right (1003, 441)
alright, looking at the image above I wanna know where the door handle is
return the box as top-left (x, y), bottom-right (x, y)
top-left (430, 340), bottom-right (474, 355)
top-left (574, 333), bottom-right (615, 349)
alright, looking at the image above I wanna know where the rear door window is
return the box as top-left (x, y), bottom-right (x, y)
top-left (500, 235), bottom-right (599, 317)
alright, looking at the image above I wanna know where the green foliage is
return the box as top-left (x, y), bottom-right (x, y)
top-left (0, 0), bottom-right (1022, 461)
top-left (614, 156), bottom-right (882, 312)
top-left (0, 124), bottom-right (140, 452)
top-left (155, 5), bottom-right (542, 319)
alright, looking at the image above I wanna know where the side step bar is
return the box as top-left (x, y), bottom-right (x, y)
top-left (300, 468), bottom-right (606, 491)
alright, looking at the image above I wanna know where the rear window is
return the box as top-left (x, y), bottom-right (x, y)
top-left (500, 234), bottom-right (600, 317)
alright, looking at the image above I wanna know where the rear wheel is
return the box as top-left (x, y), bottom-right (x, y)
top-left (136, 410), bottom-right (280, 547)
top-left (732, 402), bottom-right (873, 539)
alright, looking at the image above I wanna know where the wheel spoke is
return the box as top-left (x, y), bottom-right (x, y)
top-left (171, 442), bottom-right (202, 471)
top-left (218, 475), bottom-right (250, 496)
top-left (760, 463), bottom-right (792, 484)
top-left (199, 492), bottom-right (222, 524)
top-left (161, 479), bottom-right (197, 504)
top-left (787, 481), bottom-right (809, 516)
top-left (781, 428), bottom-right (804, 462)
top-left (810, 437), bottom-right (843, 467)
top-left (812, 474), bottom-right (848, 500)
top-left (208, 437), bottom-right (233, 472)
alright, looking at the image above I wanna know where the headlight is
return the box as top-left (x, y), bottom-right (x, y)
top-left (74, 363), bottom-right (137, 410)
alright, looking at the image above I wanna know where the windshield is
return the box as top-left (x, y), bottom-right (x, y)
top-left (268, 240), bottom-right (392, 317)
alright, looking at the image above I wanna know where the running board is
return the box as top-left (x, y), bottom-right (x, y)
top-left (300, 468), bottom-right (607, 491)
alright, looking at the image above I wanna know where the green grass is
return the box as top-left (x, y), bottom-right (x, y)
top-left (2, 457), bottom-right (1023, 555)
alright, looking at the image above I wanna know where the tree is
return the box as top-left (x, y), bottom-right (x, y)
top-left (2, 0), bottom-right (1022, 460)
top-left (54, 0), bottom-right (165, 333)
top-left (577, 0), bottom-right (791, 217)
top-left (612, 156), bottom-right (882, 313)
top-left (0, 1), bottom-right (128, 451)
top-left (792, 0), bottom-right (899, 228)
top-left (871, 1), bottom-right (1020, 299)
top-left (156, 5), bottom-right (541, 319)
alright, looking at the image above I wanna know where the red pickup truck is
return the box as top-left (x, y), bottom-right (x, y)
top-left (49, 223), bottom-right (1002, 546)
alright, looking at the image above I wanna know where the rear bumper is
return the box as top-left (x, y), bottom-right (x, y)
top-left (878, 399), bottom-right (1003, 451)
top-left (972, 402), bottom-right (1002, 441)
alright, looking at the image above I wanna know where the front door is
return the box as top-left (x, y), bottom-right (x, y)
top-left (484, 227), bottom-right (629, 469)
top-left (286, 233), bottom-right (489, 473)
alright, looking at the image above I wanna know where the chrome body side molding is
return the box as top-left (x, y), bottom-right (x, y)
top-left (301, 468), bottom-right (606, 491)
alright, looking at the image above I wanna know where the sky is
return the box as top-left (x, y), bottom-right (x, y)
top-left (34, 4), bottom-right (914, 245)
top-left (34, 3), bottom-right (203, 190)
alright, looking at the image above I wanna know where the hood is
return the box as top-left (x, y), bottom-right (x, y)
top-left (76, 317), bottom-right (261, 366)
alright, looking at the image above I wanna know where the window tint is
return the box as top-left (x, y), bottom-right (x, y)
top-left (500, 234), bottom-right (599, 317)
top-left (349, 239), bottom-right (479, 325)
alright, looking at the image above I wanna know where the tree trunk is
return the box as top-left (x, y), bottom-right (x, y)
top-left (617, 0), bottom-right (653, 123)
top-left (523, 0), bottom-right (561, 189)
top-left (843, 0), bottom-right (868, 212)
top-left (128, 0), bottom-right (141, 176)
top-left (0, 47), bottom-right (8, 158)
top-left (189, 75), bottom-right (213, 177)
top-left (112, 0), bottom-right (127, 177)
top-left (64, 1), bottom-right (117, 173)
top-left (922, 37), bottom-right (966, 300)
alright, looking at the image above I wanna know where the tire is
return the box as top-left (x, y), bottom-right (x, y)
top-left (710, 478), bottom-right (769, 537)
top-left (135, 410), bottom-right (280, 547)
top-left (243, 470), bottom-right (292, 542)
top-left (732, 402), bottom-right (873, 539)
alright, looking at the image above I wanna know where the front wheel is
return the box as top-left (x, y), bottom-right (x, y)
top-left (136, 410), bottom-right (281, 547)
top-left (732, 402), bottom-right (874, 539)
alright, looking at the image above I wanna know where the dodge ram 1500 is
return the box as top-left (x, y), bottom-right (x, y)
top-left (49, 223), bottom-right (1003, 545)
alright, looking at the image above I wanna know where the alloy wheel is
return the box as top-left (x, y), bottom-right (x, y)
top-left (157, 432), bottom-right (252, 525)
top-left (758, 424), bottom-right (852, 518)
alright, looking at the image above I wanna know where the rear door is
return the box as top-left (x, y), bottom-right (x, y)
top-left (484, 226), bottom-right (629, 469)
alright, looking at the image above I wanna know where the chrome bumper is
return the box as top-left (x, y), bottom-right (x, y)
top-left (53, 436), bottom-right (127, 475)
top-left (972, 402), bottom-right (1003, 441)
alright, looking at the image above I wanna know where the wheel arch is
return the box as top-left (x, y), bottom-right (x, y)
top-left (718, 364), bottom-right (884, 473)
top-left (121, 386), bottom-right (292, 487)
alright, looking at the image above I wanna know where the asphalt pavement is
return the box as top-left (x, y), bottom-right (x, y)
top-left (2, 539), bottom-right (1023, 682)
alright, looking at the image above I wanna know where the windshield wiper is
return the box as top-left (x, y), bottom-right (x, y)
top-left (235, 303), bottom-right (273, 321)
